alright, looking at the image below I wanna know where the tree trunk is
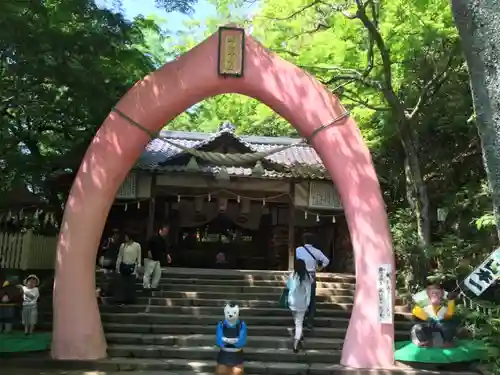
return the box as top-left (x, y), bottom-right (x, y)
top-left (396, 114), bottom-right (432, 251)
top-left (450, 0), bottom-right (500, 239)
top-left (403, 133), bottom-right (431, 249)
top-left (401, 125), bottom-right (431, 286)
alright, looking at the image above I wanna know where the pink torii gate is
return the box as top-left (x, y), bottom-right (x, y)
top-left (51, 26), bottom-right (395, 369)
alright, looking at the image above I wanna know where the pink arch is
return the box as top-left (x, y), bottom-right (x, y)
top-left (51, 28), bottom-right (395, 368)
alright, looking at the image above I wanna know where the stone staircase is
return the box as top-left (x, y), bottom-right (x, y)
top-left (7, 268), bottom-right (479, 375)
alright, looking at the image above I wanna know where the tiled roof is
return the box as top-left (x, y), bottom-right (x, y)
top-left (136, 124), bottom-right (329, 179)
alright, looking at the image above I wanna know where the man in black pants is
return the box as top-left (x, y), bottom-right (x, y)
top-left (143, 224), bottom-right (171, 291)
top-left (295, 233), bottom-right (330, 329)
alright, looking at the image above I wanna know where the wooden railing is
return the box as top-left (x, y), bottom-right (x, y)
top-left (0, 230), bottom-right (58, 270)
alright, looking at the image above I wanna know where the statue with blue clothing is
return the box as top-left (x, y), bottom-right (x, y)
top-left (215, 302), bottom-right (247, 375)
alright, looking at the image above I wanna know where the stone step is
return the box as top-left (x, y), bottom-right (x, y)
top-left (105, 333), bottom-right (345, 350)
top-left (39, 293), bottom-right (358, 304)
top-left (107, 344), bottom-right (342, 363)
top-left (38, 297), bottom-right (410, 312)
top-left (97, 304), bottom-right (412, 320)
top-left (142, 284), bottom-right (356, 295)
top-left (97, 268), bottom-right (357, 282)
top-left (37, 323), bottom-right (412, 340)
top-left (98, 277), bottom-right (356, 289)
top-left (3, 356), bottom-right (480, 375)
top-left (3, 355), bottom-right (481, 375)
top-left (96, 313), bottom-right (413, 328)
top-left (97, 283), bottom-right (357, 295)
top-left (42, 288), bottom-right (366, 304)
top-left (140, 291), bottom-right (358, 303)
top-left (118, 291), bottom-right (337, 303)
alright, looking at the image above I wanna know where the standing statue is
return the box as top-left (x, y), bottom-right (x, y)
top-left (215, 302), bottom-right (247, 375)
top-left (0, 277), bottom-right (23, 333)
top-left (411, 285), bottom-right (460, 348)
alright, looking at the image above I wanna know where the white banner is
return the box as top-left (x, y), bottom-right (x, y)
top-left (463, 248), bottom-right (500, 296)
top-left (377, 264), bottom-right (393, 324)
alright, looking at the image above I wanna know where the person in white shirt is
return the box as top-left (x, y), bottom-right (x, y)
top-left (22, 274), bottom-right (40, 335)
top-left (295, 233), bottom-right (330, 329)
top-left (116, 234), bottom-right (142, 274)
top-left (115, 233), bottom-right (141, 305)
top-left (286, 259), bottom-right (313, 353)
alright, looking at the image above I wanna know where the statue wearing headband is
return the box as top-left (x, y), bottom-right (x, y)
top-left (411, 284), bottom-right (459, 348)
top-left (215, 302), bottom-right (247, 375)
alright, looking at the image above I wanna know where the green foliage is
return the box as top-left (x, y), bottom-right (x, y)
top-left (476, 213), bottom-right (497, 231)
top-left (459, 305), bottom-right (500, 374)
top-left (0, 0), bottom-right (153, 206)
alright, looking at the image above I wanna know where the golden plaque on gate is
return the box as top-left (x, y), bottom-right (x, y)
top-left (217, 27), bottom-right (245, 77)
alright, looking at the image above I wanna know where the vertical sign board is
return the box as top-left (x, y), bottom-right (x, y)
top-left (217, 27), bottom-right (245, 77)
top-left (308, 182), bottom-right (342, 210)
top-left (116, 172), bottom-right (137, 199)
top-left (463, 248), bottom-right (500, 296)
top-left (377, 264), bottom-right (393, 324)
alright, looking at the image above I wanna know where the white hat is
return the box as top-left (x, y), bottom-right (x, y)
top-left (24, 274), bottom-right (40, 286)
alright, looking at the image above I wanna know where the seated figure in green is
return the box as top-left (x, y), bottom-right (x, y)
top-left (411, 284), bottom-right (459, 348)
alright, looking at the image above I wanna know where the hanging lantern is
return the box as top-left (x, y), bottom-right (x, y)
top-left (437, 208), bottom-right (448, 222)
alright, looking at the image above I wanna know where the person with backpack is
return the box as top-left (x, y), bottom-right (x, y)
top-left (286, 259), bottom-right (313, 352)
top-left (295, 232), bottom-right (330, 329)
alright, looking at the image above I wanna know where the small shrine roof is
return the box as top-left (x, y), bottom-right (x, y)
top-left (136, 122), bottom-right (329, 179)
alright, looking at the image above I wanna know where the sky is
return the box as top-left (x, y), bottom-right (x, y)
top-left (95, 0), bottom-right (218, 31)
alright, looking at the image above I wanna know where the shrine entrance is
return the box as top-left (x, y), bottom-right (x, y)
top-left (51, 25), bottom-right (395, 369)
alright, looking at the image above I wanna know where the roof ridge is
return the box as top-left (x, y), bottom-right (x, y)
top-left (157, 129), bottom-right (306, 146)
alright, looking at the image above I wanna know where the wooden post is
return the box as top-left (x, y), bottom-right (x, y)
top-left (20, 229), bottom-right (34, 270)
top-left (146, 176), bottom-right (156, 239)
top-left (288, 182), bottom-right (295, 270)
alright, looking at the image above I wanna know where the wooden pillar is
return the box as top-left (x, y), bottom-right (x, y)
top-left (146, 176), bottom-right (156, 239)
top-left (288, 182), bottom-right (295, 270)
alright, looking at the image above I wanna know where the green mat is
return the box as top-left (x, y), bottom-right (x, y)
top-left (395, 340), bottom-right (487, 363)
top-left (0, 332), bottom-right (51, 353)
